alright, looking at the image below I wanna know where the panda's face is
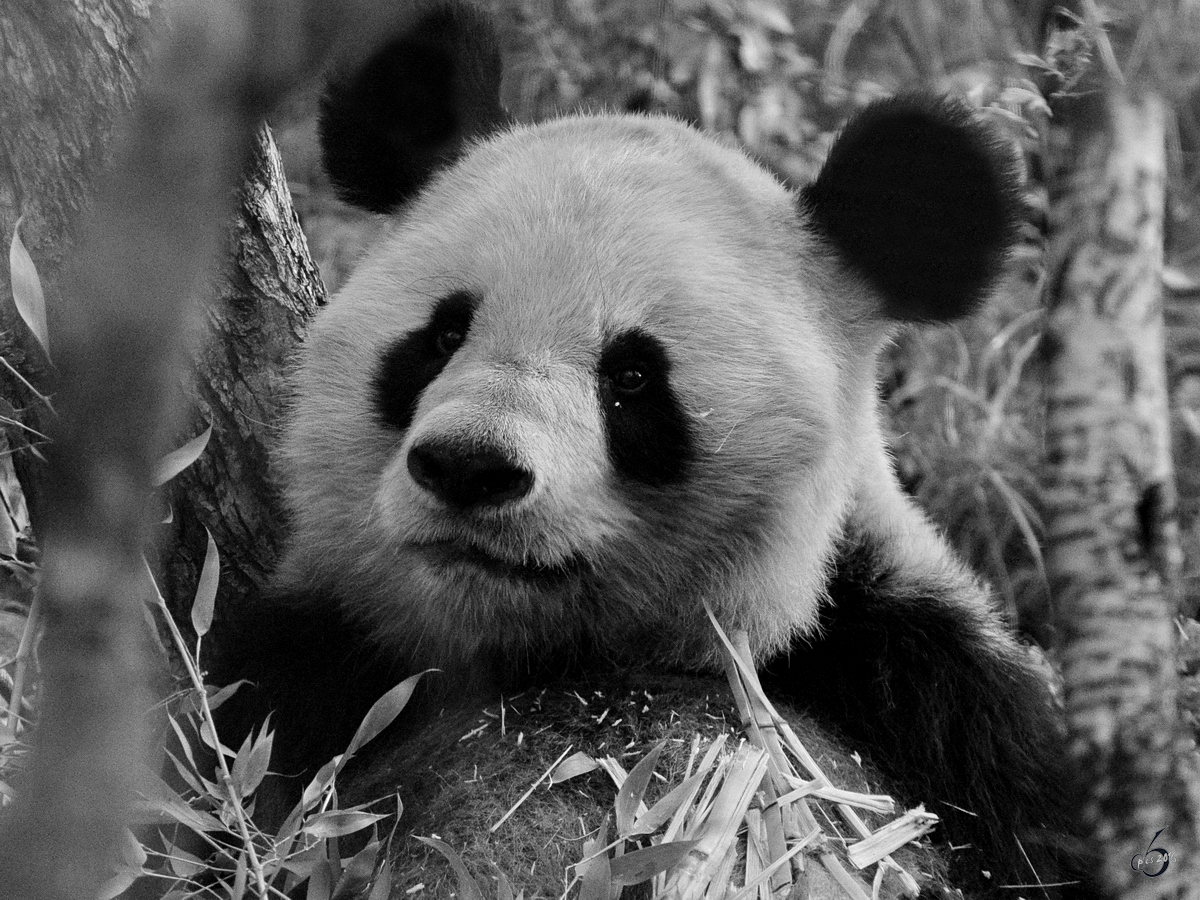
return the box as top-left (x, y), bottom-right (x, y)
top-left (280, 116), bottom-right (876, 672)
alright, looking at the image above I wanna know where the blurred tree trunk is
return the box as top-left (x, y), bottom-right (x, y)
top-left (1041, 33), bottom-right (1200, 900)
top-left (1166, 290), bottom-right (1200, 616)
top-left (0, 1), bottom-right (163, 524)
top-left (0, 2), bottom-right (324, 897)
top-left (0, 4), bottom-right (163, 895)
top-left (0, 0), bottom-right (320, 645)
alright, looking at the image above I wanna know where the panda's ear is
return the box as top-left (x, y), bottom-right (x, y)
top-left (801, 94), bottom-right (1021, 323)
top-left (319, 3), bottom-right (507, 214)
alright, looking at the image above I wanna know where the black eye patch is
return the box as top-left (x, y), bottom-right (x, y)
top-left (373, 291), bottom-right (478, 431)
top-left (598, 328), bottom-right (694, 486)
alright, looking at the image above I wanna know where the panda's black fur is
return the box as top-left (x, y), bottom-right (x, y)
top-left (214, 3), bottom-right (1086, 895)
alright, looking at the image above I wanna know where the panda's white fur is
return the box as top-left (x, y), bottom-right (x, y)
top-left (216, 4), bottom-right (1083, 894)
top-left (278, 114), bottom-right (898, 671)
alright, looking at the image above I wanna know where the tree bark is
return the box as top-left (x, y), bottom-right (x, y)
top-left (161, 126), bottom-right (325, 627)
top-left (0, 0), bottom-right (325, 648)
top-left (0, 1), bottom-right (162, 524)
top-left (1042, 82), bottom-right (1200, 897)
top-left (1166, 290), bottom-right (1200, 617)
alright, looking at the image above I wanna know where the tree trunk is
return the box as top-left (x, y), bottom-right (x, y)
top-left (1166, 289), bottom-right (1200, 617)
top-left (1042, 82), bottom-right (1200, 897)
top-left (0, 3), bottom-right (326, 897)
top-left (0, 0), bottom-right (325, 649)
top-left (160, 126), bottom-right (324, 627)
top-left (0, 1), bottom-right (162, 524)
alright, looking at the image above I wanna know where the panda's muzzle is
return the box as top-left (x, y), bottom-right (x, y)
top-left (415, 538), bottom-right (578, 585)
top-left (407, 438), bottom-right (534, 509)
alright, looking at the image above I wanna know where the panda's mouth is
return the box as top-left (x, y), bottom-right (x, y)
top-left (415, 539), bottom-right (578, 584)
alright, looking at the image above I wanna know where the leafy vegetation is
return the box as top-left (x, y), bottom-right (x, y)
top-left (116, 523), bottom-right (408, 900)
top-left (0, 413), bottom-right (407, 900)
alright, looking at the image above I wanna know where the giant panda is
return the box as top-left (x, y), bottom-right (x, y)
top-left (215, 2), bottom-right (1083, 895)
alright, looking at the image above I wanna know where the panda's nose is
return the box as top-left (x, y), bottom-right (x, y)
top-left (407, 440), bottom-right (534, 508)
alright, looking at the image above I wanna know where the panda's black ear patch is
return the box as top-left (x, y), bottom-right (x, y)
top-left (319, 3), bottom-right (507, 214)
top-left (801, 94), bottom-right (1021, 323)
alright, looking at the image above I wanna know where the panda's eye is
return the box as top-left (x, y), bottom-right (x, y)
top-left (372, 291), bottom-right (479, 432)
top-left (597, 328), bottom-right (693, 486)
top-left (611, 365), bottom-right (648, 394)
top-left (435, 327), bottom-right (466, 357)
top-left (425, 291), bottom-right (476, 358)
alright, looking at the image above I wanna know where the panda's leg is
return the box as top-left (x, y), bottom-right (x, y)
top-left (759, 530), bottom-right (1085, 895)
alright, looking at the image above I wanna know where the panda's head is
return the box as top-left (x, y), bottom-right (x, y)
top-left (278, 4), bottom-right (1019, 678)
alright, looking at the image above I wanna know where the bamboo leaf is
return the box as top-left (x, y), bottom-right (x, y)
top-left (205, 679), bottom-right (248, 712)
top-left (8, 217), bottom-right (50, 360)
top-left (614, 741), bottom-right (663, 837)
top-left (307, 859), bottom-right (334, 900)
top-left (343, 671), bottom-right (429, 760)
top-left (129, 788), bottom-right (225, 833)
top-left (0, 486), bottom-right (16, 560)
top-left (198, 716), bottom-right (232, 759)
top-left (415, 836), bottom-right (486, 900)
top-left (165, 716), bottom-right (198, 771)
top-left (153, 424), bottom-right (212, 486)
top-left (366, 858), bottom-right (393, 900)
top-left (163, 748), bottom-right (207, 797)
top-left (303, 810), bottom-right (387, 839)
top-left (629, 769), bottom-right (708, 836)
top-left (232, 851), bottom-right (248, 900)
top-left (299, 756), bottom-right (341, 812)
top-left (550, 750), bottom-right (600, 784)
top-left (577, 817), bottom-right (612, 900)
top-left (165, 845), bottom-right (207, 878)
top-left (332, 839), bottom-right (383, 900)
top-left (191, 527), bottom-right (219, 638)
top-left (236, 724), bottom-right (274, 797)
top-left (609, 840), bottom-right (698, 886)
